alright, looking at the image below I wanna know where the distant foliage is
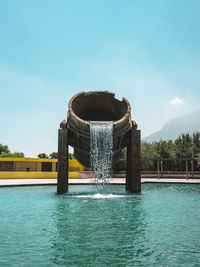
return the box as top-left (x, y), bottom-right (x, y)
top-left (0, 144), bottom-right (9, 155)
top-left (0, 152), bottom-right (21, 158)
top-left (197, 153), bottom-right (200, 167)
top-left (49, 152), bottom-right (74, 159)
top-left (141, 132), bottom-right (200, 171)
top-left (0, 143), bottom-right (21, 158)
top-left (68, 153), bottom-right (74, 159)
top-left (112, 132), bottom-right (200, 171)
top-left (38, 152), bottom-right (74, 159)
top-left (141, 142), bottom-right (159, 171)
top-left (49, 152), bottom-right (58, 159)
top-left (37, 153), bottom-right (49, 159)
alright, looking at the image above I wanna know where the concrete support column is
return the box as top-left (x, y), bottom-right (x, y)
top-left (57, 125), bottom-right (68, 194)
top-left (126, 127), bottom-right (141, 193)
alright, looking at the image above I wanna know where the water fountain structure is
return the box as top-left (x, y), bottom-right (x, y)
top-left (57, 91), bottom-right (141, 193)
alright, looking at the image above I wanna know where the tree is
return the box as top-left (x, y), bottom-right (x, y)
top-left (49, 152), bottom-right (58, 159)
top-left (153, 140), bottom-right (176, 171)
top-left (0, 143), bottom-right (21, 158)
top-left (196, 153), bottom-right (200, 167)
top-left (192, 132), bottom-right (200, 156)
top-left (37, 153), bottom-right (48, 159)
top-left (192, 132), bottom-right (200, 170)
top-left (175, 133), bottom-right (193, 158)
top-left (0, 152), bottom-right (21, 158)
top-left (141, 142), bottom-right (159, 170)
top-left (38, 152), bottom-right (74, 159)
top-left (68, 153), bottom-right (74, 159)
top-left (0, 144), bottom-right (10, 155)
top-left (154, 140), bottom-right (176, 158)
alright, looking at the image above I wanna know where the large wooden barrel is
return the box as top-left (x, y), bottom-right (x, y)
top-left (67, 91), bottom-right (132, 168)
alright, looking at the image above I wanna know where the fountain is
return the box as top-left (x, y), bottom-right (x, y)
top-left (57, 91), bottom-right (141, 193)
top-left (89, 121), bottom-right (113, 185)
top-left (2, 91), bottom-right (200, 266)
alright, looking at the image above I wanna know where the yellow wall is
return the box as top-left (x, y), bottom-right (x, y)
top-left (69, 159), bottom-right (85, 172)
top-left (0, 158), bottom-right (84, 179)
top-left (52, 162), bottom-right (56, 172)
top-left (0, 171), bottom-right (79, 179)
top-left (0, 158), bottom-right (57, 162)
top-left (0, 158), bottom-right (84, 172)
top-left (15, 161), bottom-right (42, 172)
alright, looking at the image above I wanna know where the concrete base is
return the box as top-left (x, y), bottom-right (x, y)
top-left (0, 178), bottom-right (200, 187)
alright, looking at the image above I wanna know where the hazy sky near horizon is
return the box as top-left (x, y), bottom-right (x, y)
top-left (1, 0), bottom-right (200, 157)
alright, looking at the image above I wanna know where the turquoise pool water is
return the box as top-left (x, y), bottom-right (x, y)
top-left (0, 184), bottom-right (200, 266)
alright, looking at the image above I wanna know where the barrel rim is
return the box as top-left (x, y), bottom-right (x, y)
top-left (67, 90), bottom-right (131, 125)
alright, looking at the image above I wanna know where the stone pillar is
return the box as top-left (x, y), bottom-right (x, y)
top-left (126, 126), bottom-right (141, 193)
top-left (57, 121), bottom-right (68, 194)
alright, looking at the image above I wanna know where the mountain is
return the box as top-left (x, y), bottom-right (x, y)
top-left (144, 110), bottom-right (200, 142)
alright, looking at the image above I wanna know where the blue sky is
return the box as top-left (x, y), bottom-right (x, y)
top-left (1, 0), bottom-right (200, 157)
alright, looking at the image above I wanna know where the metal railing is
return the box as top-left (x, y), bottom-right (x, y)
top-left (141, 157), bottom-right (200, 179)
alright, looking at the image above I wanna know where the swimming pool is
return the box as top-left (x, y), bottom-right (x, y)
top-left (0, 184), bottom-right (200, 266)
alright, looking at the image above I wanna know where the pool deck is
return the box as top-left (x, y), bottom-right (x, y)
top-left (0, 178), bottom-right (200, 187)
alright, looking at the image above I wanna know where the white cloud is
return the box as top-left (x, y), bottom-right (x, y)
top-left (169, 97), bottom-right (185, 106)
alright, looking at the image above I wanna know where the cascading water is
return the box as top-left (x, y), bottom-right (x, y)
top-left (89, 121), bottom-right (113, 186)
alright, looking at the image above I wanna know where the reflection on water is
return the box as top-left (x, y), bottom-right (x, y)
top-left (0, 184), bottom-right (200, 266)
top-left (51, 186), bottom-right (145, 266)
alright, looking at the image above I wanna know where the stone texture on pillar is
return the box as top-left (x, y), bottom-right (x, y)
top-left (57, 123), bottom-right (68, 194)
top-left (126, 125), bottom-right (141, 193)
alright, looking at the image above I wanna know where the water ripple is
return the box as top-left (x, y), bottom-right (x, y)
top-left (0, 184), bottom-right (200, 266)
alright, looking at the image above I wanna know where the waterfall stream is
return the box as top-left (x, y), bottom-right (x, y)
top-left (89, 121), bottom-right (113, 186)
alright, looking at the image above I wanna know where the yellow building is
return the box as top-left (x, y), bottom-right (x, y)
top-left (0, 158), bottom-right (84, 179)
